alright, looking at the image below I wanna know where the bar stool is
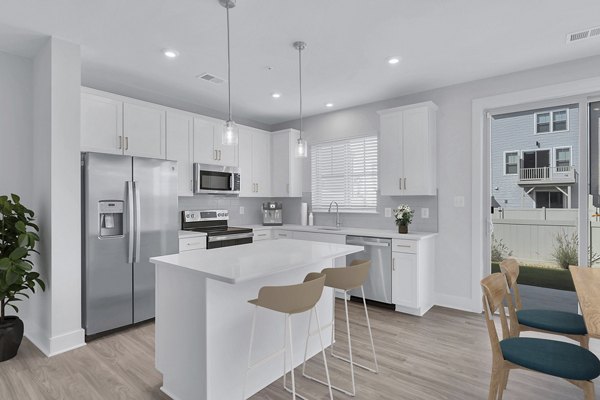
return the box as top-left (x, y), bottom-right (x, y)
top-left (242, 273), bottom-right (333, 400)
top-left (302, 260), bottom-right (378, 397)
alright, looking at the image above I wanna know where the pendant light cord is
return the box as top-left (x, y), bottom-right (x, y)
top-left (298, 45), bottom-right (303, 140)
top-left (226, 4), bottom-right (232, 122)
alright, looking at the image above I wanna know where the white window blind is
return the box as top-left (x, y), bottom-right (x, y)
top-left (311, 136), bottom-right (378, 213)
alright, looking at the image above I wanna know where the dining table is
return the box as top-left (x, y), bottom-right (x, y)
top-left (569, 265), bottom-right (600, 339)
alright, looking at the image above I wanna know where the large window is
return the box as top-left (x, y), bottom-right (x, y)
top-left (311, 136), bottom-right (378, 212)
top-left (535, 109), bottom-right (569, 134)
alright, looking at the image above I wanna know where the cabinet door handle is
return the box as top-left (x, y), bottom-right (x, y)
top-left (404, 177), bottom-right (407, 190)
top-left (218, 150), bottom-right (222, 160)
top-left (125, 137), bottom-right (129, 150)
top-left (286, 183), bottom-right (289, 194)
top-left (214, 150), bottom-right (217, 160)
top-left (392, 257), bottom-right (396, 271)
top-left (399, 178), bottom-right (402, 190)
top-left (118, 136), bottom-right (123, 150)
top-left (256, 183), bottom-right (259, 192)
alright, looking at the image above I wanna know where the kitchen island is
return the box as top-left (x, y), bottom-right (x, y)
top-left (150, 239), bottom-right (363, 400)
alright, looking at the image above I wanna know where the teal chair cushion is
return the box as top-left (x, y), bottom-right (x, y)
top-left (517, 309), bottom-right (587, 335)
top-left (500, 337), bottom-right (600, 381)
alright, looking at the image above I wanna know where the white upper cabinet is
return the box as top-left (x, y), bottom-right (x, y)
top-left (81, 88), bottom-right (166, 159)
top-left (193, 116), bottom-right (237, 167)
top-left (81, 91), bottom-right (123, 155)
top-left (123, 102), bottom-right (166, 159)
top-left (378, 102), bottom-right (437, 196)
top-left (239, 126), bottom-right (271, 197)
top-left (271, 129), bottom-right (303, 197)
top-left (166, 111), bottom-right (194, 196)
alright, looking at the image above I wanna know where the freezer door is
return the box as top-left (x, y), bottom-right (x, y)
top-left (132, 157), bottom-right (178, 323)
top-left (346, 236), bottom-right (392, 303)
top-left (83, 153), bottom-right (134, 335)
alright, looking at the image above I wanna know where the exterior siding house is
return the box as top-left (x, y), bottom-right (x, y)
top-left (491, 104), bottom-right (579, 209)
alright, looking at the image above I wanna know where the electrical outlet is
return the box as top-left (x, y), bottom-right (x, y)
top-left (239, 206), bottom-right (245, 215)
top-left (384, 208), bottom-right (392, 218)
top-left (453, 196), bottom-right (465, 208)
top-left (421, 207), bottom-right (429, 218)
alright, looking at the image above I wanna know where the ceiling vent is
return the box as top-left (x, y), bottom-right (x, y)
top-left (567, 26), bottom-right (600, 43)
top-left (196, 73), bottom-right (225, 84)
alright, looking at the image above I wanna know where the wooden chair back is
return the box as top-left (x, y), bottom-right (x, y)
top-left (481, 273), bottom-right (519, 360)
top-left (499, 258), bottom-right (522, 310)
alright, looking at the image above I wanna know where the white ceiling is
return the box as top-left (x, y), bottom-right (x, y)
top-left (1, 0), bottom-right (600, 125)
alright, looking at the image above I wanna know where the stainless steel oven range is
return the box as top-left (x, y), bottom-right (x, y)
top-left (181, 209), bottom-right (253, 249)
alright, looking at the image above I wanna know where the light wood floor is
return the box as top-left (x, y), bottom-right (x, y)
top-left (0, 301), bottom-right (596, 399)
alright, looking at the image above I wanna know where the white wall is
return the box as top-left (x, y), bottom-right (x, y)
top-left (271, 54), bottom-right (600, 311)
top-left (27, 37), bottom-right (85, 356)
top-left (0, 51), bottom-right (33, 200)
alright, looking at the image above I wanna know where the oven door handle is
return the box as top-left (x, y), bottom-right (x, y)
top-left (208, 232), bottom-right (254, 242)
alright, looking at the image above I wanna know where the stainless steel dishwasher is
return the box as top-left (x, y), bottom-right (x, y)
top-left (346, 236), bottom-right (392, 304)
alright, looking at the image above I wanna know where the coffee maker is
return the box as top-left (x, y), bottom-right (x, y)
top-left (262, 202), bottom-right (283, 226)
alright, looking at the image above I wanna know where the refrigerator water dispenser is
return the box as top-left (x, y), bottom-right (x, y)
top-left (98, 201), bottom-right (124, 237)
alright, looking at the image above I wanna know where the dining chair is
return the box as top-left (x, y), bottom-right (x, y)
top-left (500, 258), bottom-right (589, 348)
top-left (481, 272), bottom-right (600, 400)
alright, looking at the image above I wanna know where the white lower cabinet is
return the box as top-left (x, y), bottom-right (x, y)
top-left (391, 237), bottom-right (435, 316)
top-left (252, 228), bottom-right (273, 241)
top-left (272, 230), bottom-right (292, 239)
top-left (179, 236), bottom-right (207, 252)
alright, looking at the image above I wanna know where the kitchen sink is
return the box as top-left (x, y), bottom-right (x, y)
top-left (316, 227), bottom-right (342, 231)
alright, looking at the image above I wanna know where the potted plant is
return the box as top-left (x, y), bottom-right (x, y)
top-left (393, 204), bottom-right (414, 234)
top-left (0, 194), bottom-right (44, 362)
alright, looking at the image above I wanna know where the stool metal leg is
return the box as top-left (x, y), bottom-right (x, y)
top-left (314, 307), bottom-right (334, 400)
top-left (331, 287), bottom-right (379, 373)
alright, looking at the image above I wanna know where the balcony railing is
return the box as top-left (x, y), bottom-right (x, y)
top-left (518, 166), bottom-right (576, 185)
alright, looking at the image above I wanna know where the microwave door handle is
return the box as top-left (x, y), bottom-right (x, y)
top-left (127, 181), bottom-right (134, 263)
top-left (134, 181), bottom-right (141, 263)
top-left (230, 173), bottom-right (234, 191)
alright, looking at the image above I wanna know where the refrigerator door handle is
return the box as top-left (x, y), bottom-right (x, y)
top-left (127, 181), bottom-right (135, 263)
top-left (134, 181), bottom-right (141, 263)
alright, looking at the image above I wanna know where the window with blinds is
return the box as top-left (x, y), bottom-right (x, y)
top-left (311, 136), bottom-right (378, 213)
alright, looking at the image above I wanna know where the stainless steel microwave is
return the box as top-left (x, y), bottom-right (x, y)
top-left (193, 163), bottom-right (240, 195)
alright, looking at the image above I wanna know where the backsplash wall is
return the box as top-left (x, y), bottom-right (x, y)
top-left (281, 192), bottom-right (438, 232)
top-left (179, 193), bottom-right (438, 232)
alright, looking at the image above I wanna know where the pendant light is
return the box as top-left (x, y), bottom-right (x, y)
top-left (294, 41), bottom-right (308, 158)
top-left (220, 0), bottom-right (238, 146)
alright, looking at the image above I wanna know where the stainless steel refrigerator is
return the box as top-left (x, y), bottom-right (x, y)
top-left (82, 152), bottom-right (178, 336)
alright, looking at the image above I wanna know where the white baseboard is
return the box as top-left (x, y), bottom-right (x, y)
top-left (435, 293), bottom-right (481, 313)
top-left (48, 329), bottom-right (86, 356)
top-left (24, 324), bottom-right (85, 357)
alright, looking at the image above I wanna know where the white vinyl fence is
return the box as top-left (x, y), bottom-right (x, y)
top-left (492, 206), bottom-right (600, 265)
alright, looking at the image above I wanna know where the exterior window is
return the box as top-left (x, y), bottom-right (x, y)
top-left (555, 147), bottom-right (571, 171)
top-left (535, 109), bottom-right (569, 134)
top-left (536, 112), bottom-right (551, 133)
top-left (535, 191), bottom-right (564, 209)
top-left (553, 110), bottom-right (568, 131)
top-left (311, 136), bottom-right (378, 212)
top-left (505, 151), bottom-right (518, 175)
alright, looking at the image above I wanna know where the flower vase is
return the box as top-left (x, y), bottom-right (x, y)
top-left (398, 224), bottom-right (408, 234)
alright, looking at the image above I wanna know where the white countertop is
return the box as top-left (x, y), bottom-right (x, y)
top-left (151, 239), bottom-right (363, 284)
top-left (238, 224), bottom-right (437, 240)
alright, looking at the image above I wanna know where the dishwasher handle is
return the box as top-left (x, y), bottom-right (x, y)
top-left (346, 239), bottom-right (390, 247)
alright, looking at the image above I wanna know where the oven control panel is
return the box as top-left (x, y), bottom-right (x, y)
top-left (183, 210), bottom-right (229, 222)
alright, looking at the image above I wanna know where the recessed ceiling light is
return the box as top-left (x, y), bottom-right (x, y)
top-left (272, 93), bottom-right (281, 99)
top-left (325, 103), bottom-right (334, 108)
top-left (163, 49), bottom-right (179, 58)
top-left (387, 56), bottom-right (401, 65)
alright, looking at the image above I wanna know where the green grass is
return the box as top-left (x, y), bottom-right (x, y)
top-left (491, 262), bottom-right (575, 292)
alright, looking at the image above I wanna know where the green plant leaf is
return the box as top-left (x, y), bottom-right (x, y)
top-left (18, 233), bottom-right (29, 247)
top-left (10, 194), bottom-right (20, 203)
top-left (7, 304), bottom-right (19, 313)
top-left (14, 220), bottom-right (26, 233)
top-left (9, 247), bottom-right (27, 260)
top-left (5, 269), bottom-right (19, 285)
top-left (0, 258), bottom-right (10, 270)
top-left (35, 279), bottom-right (45, 291)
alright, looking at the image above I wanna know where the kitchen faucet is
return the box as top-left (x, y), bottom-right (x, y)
top-left (328, 201), bottom-right (341, 228)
